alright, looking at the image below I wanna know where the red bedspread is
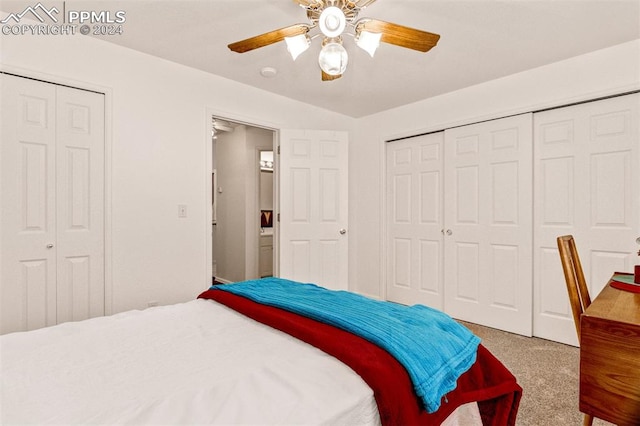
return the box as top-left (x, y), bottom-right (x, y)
top-left (199, 289), bottom-right (521, 426)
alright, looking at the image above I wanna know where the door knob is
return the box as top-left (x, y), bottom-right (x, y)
top-left (46, 244), bottom-right (54, 249)
top-left (446, 229), bottom-right (453, 236)
top-left (339, 229), bottom-right (347, 235)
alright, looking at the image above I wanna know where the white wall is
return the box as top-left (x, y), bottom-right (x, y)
top-left (214, 126), bottom-right (247, 283)
top-left (349, 40), bottom-right (640, 299)
top-left (1, 29), bottom-right (352, 314)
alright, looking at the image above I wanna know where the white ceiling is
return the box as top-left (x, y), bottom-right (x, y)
top-left (5, 0), bottom-right (639, 117)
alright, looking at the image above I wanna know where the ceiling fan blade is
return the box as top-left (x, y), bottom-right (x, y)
top-left (357, 19), bottom-right (440, 53)
top-left (322, 70), bottom-right (342, 81)
top-left (228, 24), bottom-right (310, 53)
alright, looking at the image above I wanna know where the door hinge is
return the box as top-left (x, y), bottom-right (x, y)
top-left (277, 213), bottom-right (280, 222)
top-left (277, 146), bottom-right (280, 155)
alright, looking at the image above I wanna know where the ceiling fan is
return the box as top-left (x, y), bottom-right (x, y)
top-left (228, 0), bottom-right (440, 81)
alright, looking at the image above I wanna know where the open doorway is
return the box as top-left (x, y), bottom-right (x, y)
top-left (211, 116), bottom-right (276, 283)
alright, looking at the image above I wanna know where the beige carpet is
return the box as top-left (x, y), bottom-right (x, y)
top-left (460, 321), bottom-right (615, 426)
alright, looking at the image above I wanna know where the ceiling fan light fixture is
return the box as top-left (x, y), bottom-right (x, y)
top-left (356, 30), bottom-right (381, 57)
top-left (319, 6), bottom-right (346, 37)
top-left (318, 41), bottom-right (348, 76)
top-left (284, 34), bottom-right (310, 60)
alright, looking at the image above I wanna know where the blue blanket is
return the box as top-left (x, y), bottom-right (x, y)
top-left (212, 278), bottom-right (480, 413)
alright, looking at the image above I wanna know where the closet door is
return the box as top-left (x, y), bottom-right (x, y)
top-left (386, 132), bottom-right (445, 309)
top-left (0, 74), bottom-right (105, 334)
top-left (443, 114), bottom-right (533, 336)
top-left (1, 75), bottom-right (58, 333)
top-left (55, 85), bottom-right (105, 324)
top-left (534, 93), bottom-right (639, 346)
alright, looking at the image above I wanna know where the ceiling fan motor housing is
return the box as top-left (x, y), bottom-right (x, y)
top-left (319, 6), bottom-right (347, 37)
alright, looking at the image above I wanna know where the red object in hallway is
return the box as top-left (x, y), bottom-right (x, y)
top-left (636, 238), bottom-right (640, 284)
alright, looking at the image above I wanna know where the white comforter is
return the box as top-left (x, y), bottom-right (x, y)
top-left (0, 298), bottom-right (480, 425)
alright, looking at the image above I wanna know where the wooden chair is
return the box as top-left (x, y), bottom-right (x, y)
top-left (556, 235), bottom-right (594, 426)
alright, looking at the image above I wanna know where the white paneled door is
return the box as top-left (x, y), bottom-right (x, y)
top-left (279, 130), bottom-right (348, 290)
top-left (1, 74), bottom-right (105, 334)
top-left (443, 114), bottom-right (533, 336)
top-left (534, 93), bottom-right (640, 346)
top-left (386, 132), bottom-right (445, 309)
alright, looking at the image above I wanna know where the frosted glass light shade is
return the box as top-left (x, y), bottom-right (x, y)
top-left (318, 42), bottom-right (348, 75)
top-left (319, 6), bottom-right (346, 37)
top-left (284, 34), bottom-right (310, 60)
top-left (356, 30), bottom-right (382, 57)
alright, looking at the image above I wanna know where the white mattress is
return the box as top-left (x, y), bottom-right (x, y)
top-left (0, 298), bottom-right (480, 425)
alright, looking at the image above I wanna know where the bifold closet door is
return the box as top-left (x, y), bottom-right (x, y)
top-left (0, 74), bottom-right (105, 334)
top-left (1, 75), bottom-right (57, 333)
top-left (534, 93), bottom-right (640, 346)
top-left (385, 132), bottom-right (445, 309)
top-left (55, 85), bottom-right (105, 326)
top-left (443, 114), bottom-right (533, 336)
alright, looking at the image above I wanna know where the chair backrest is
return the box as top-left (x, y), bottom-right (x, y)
top-left (557, 235), bottom-right (592, 342)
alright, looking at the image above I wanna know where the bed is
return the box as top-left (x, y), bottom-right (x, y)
top-left (1, 277), bottom-right (521, 425)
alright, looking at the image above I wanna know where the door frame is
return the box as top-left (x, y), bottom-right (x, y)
top-left (0, 65), bottom-right (113, 315)
top-left (204, 108), bottom-right (279, 285)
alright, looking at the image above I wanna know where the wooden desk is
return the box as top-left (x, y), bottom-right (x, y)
top-left (580, 276), bottom-right (640, 426)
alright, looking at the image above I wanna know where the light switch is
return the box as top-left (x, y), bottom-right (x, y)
top-left (178, 204), bottom-right (187, 218)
